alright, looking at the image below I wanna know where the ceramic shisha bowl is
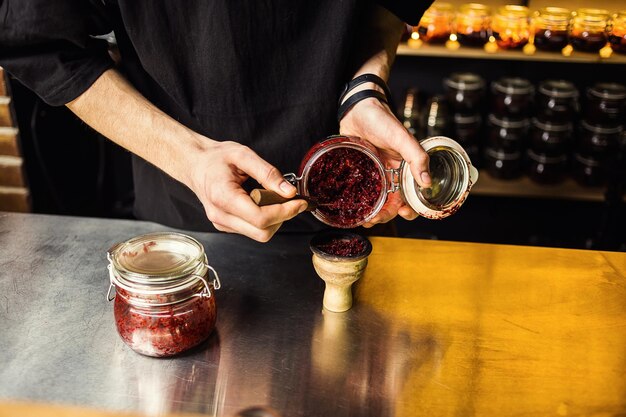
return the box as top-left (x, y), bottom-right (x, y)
top-left (310, 231), bottom-right (373, 312)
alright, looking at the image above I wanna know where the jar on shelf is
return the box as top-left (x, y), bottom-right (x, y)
top-left (532, 7), bottom-right (572, 52)
top-left (572, 152), bottom-right (608, 186)
top-left (536, 80), bottom-right (579, 123)
top-left (107, 232), bottom-right (221, 357)
top-left (487, 114), bottom-right (530, 151)
top-left (577, 120), bottom-right (623, 155)
top-left (400, 88), bottom-right (422, 138)
top-left (492, 5), bottom-right (531, 49)
top-left (609, 11), bottom-right (626, 54)
top-left (526, 149), bottom-right (568, 184)
top-left (491, 77), bottom-right (534, 117)
top-left (417, 2), bottom-right (455, 43)
top-left (456, 3), bottom-right (492, 47)
top-left (444, 72), bottom-right (486, 113)
top-left (452, 112), bottom-right (482, 146)
top-left (423, 95), bottom-right (450, 137)
top-left (585, 83), bottom-right (626, 125)
top-left (530, 118), bottom-right (573, 155)
top-left (570, 8), bottom-right (610, 53)
top-left (281, 136), bottom-right (478, 225)
top-left (484, 146), bottom-right (522, 179)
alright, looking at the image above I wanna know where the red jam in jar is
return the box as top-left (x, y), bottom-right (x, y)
top-left (295, 135), bottom-right (479, 225)
top-left (609, 11), bottom-right (626, 54)
top-left (107, 232), bottom-right (221, 357)
top-left (302, 138), bottom-right (385, 228)
top-left (533, 7), bottom-right (571, 51)
top-left (570, 9), bottom-right (609, 53)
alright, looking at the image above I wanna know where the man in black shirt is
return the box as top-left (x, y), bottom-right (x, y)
top-left (0, 1), bottom-right (432, 241)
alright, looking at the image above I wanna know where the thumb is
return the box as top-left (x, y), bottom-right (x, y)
top-left (234, 146), bottom-right (297, 198)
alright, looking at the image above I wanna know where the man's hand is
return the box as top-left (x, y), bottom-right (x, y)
top-left (188, 140), bottom-right (307, 242)
top-left (339, 96), bottom-right (431, 226)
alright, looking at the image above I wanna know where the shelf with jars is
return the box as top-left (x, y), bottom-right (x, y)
top-left (398, 3), bottom-right (626, 64)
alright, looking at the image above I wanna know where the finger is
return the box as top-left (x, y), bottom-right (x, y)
top-left (210, 210), bottom-right (283, 243)
top-left (390, 126), bottom-right (432, 188)
top-left (398, 206), bottom-right (419, 221)
top-left (230, 147), bottom-right (297, 198)
top-left (211, 189), bottom-right (308, 229)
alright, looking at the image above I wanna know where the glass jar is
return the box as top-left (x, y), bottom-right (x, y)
top-left (570, 8), bottom-right (610, 53)
top-left (456, 3), bottom-right (492, 47)
top-left (423, 95), bottom-right (450, 137)
top-left (444, 72), bottom-right (486, 113)
top-left (536, 80), bottom-right (579, 123)
top-left (530, 118), bottom-right (573, 155)
top-left (577, 120), bottom-right (623, 155)
top-left (288, 135), bottom-right (478, 225)
top-left (107, 232), bottom-right (221, 357)
top-left (487, 114), bottom-right (530, 151)
top-left (400, 88), bottom-right (421, 138)
top-left (585, 83), bottom-right (626, 125)
top-left (484, 147), bottom-right (522, 179)
top-left (417, 2), bottom-right (455, 43)
top-left (526, 149), bottom-right (568, 184)
top-left (491, 77), bottom-right (534, 117)
top-left (492, 5), bottom-right (530, 49)
top-left (452, 112), bottom-right (482, 146)
top-left (609, 11), bottom-right (626, 54)
top-left (533, 7), bottom-right (571, 51)
top-left (572, 152), bottom-right (607, 186)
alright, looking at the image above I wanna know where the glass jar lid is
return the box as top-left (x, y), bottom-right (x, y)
top-left (107, 232), bottom-right (220, 303)
top-left (485, 147), bottom-right (522, 160)
top-left (492, 77), bottom-right (534, 95)
top-left (454, 113), bottom-right (482, 125)
top-left (587, 83), bottom-right (626, 100)
top-left (532, 118), bottom-right (573, 132)
top-left (527, 149), bottom-right (568, 164)
top-left (444, 73), bottom-right (485, 91)
top-left (538, 80), bottom-right (579, 98)
top-left (574, 152), bottom-right (602, 166)
top-left (488, 114), bottom-right (530, 129)
top-left (399, 136), bottom-right (478, 219)
top-left (459, 3), bottom-right (491, 16)
top-left (580, 120), bottom-right (623, 134)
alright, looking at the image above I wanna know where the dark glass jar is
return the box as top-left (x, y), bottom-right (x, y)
top-left (452, 113), bottom-right (482, 146)
top-left (484, 147), bottom-right (522, 179)
top-left (536, 80), bottom-right (579, 123)
top-left (533, 7), bottom-right (571, 51)
top-left (585, 83), bottom-right (626, 125)
top-left (526, 149), bottom-right (567, 184)
top-left (609, 11), bottom-right (626, 54)
top-left (577, 120), bottom-right (623, 155)
top-left (417, 2), bottom-right (455, 43)
top-left (487, 114), bottom-right (529, 151)
top-left (530, 118), bottom-right (573, 155)
top-left (444, 73), bottom-right (485, 113)
top-left (400, 88), bottom-right (422, 138)
top-left (423, 95), bottom-right (450, 137)
top-left (572, 152), bottom-right (607, 187)
top-left (570, 8), bottom-right (609, 53)
top-left (491, 77), bottom-right (534, 117)
top-left (456, 3), bottom-right (492, 47)
top-left (492, 5), bottom-right (530, 49)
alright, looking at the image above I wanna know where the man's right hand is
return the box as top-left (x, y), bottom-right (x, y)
top-left (67, 69), bottom-right (306, 242)
top-left (188, 140), bottom-right (308, 242)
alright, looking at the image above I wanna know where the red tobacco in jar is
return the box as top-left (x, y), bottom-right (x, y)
top-left (286, 135), bottom-right (479, 226)
top-left (107, 232), bottom-right (221, 357)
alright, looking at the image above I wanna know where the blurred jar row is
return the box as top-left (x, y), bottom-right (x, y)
top-left (443, 73), bottom-right (626, 125)
top-left (408, 2), bottom-right (626, 54)
top-left (400, 77), bottom-right (626, 187)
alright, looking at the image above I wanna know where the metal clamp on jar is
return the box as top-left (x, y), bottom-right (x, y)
top-left (106, 232), bottom-right (221, 357)
top-left (251, 135), bottom-right (479, 227)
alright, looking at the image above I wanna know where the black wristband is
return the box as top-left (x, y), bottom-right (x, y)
top-left (338, 73), bottom-right (392, 106)
top-left (337, 89), bottom-right (388, 122)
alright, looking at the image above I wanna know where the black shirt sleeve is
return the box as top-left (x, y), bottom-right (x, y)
top-left (377, 0), bottom-right (433, 26)
top-left (0, 0), bottom-right (114, 106)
